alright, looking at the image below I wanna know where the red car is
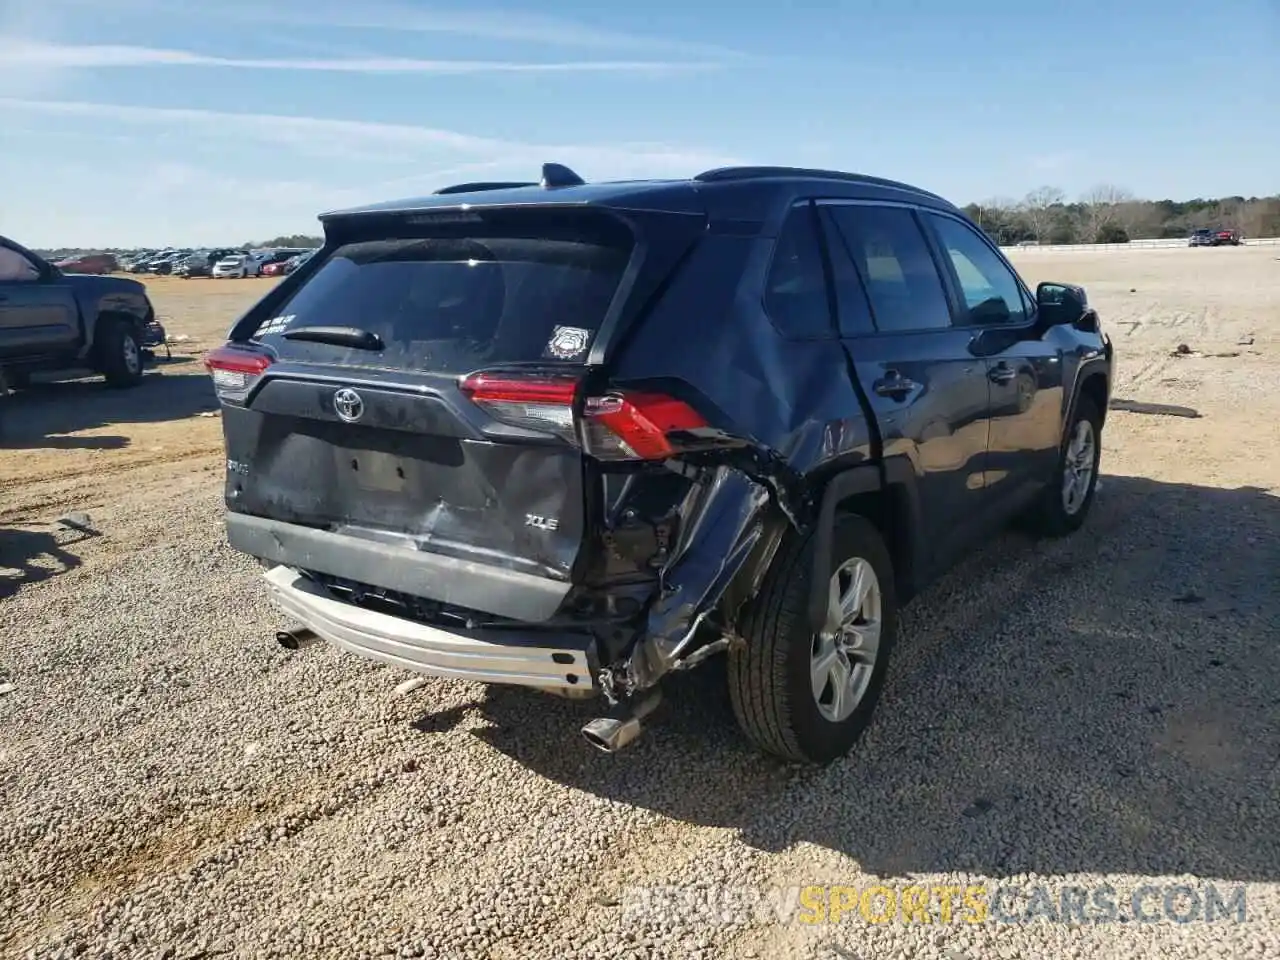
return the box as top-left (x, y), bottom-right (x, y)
top-left (1213, 229), bottom-right (1242, 247)
top-left (54, 253), bottom-right (118, 274)
top-left (261, 260), bottom-right (291, 277)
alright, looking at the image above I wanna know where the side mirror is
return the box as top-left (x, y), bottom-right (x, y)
top-left (1036, 282), bottom-right (1088, 327)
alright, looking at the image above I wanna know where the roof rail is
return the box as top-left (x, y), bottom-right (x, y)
top-left (693, 166), bottom-right (949, 203)
top-left (432, 181), bottom-right (536, 195)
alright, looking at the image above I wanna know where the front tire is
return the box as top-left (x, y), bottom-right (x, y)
top-left (729, 515), bottom-right (898, 764)
top-left (96, 317), bottom-right (145, 388)
top-left (1028, 395), bottom-right (1102, 537)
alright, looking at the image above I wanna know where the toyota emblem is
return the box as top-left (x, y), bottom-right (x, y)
top-left (333, 387), bottom-right (364, 423)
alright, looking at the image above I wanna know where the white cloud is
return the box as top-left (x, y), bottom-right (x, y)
top-left (27, 0), bottom-right (744, 58)
top-left (0, 39), bottom-right (718, 75)
top-left (0, 97), bottom-right (744, 175)
top-left (265, 4), bottom-right (744, 59)
top-left (0, 92), bottom-right (747, 246)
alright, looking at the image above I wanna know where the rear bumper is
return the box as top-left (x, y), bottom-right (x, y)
top-left (225, 511), bottom-right (574, 623)
top-left (263, 565), bottom-right (598, 691)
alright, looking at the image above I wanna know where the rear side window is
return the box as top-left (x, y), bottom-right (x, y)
top-left (825, 206), bottom-right (952, 333)
top-left (251, 229), bottom-right (631, 374)
top-left (763, 206), bottom-right (833, 339)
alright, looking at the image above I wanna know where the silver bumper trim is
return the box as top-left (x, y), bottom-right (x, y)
top-left (263, 565), bottom-right (597, 691)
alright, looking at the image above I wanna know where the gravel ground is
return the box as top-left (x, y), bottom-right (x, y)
top-left (2, 250), bottom-right (1278, 960)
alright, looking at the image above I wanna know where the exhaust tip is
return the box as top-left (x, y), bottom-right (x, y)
top-left (581, 691), bottom-right (661, 754)
top-left (582, 717), bottom-right (641, 754)
top-left (275, 628), bottom-right (317, 651)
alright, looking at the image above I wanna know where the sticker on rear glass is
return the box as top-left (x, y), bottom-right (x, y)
top-left (257, 313), bottom-right (295, 336)
top-left (543, 325), bottom-right (592, 361)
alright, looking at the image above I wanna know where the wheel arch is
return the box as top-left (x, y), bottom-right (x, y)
top-left (1072, 366), bottom-right (1110, 430)
top-left (807, 458), bottom-right (924, 632)
top-left (95, 308), bottom-right (146, 341)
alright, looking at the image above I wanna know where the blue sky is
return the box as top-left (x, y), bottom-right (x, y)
top-left (2, 0), bottom-right (1276, 247)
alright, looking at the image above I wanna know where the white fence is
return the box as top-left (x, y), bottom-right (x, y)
top-left (1001, 237), bottom-right (1280, 253)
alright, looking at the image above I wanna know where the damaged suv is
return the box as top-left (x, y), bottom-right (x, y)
top-left (207, 164), bottom-right (1112, 764)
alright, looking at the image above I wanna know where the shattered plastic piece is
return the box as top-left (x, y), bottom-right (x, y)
top-left (0, 683), bottom-right (14, 696)
top-left (394, 677), bottom-right (429, 697)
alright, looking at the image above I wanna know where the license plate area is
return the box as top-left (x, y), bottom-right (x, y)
top-left (340, 448), bottom-right (409, 494)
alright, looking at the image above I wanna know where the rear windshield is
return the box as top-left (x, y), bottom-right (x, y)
top-left (250, 228), bottom-right (632, 374)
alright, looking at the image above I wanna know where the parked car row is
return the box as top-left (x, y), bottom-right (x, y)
top-left (122, 249), bottom-right (194, 274)
top-left (119, 247), bottom-right (319, 277)
top-left (210, 248), bottom-right (312, 279)
top-left (175, 248), bottom-right (244, 278)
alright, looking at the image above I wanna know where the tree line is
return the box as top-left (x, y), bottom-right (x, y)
top-left (963, 186), bottom-right (1280, 245)
top-left (242, 234), bottom-right (323, 250)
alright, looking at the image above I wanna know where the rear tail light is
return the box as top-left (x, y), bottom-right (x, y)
top-left (581, 391), bottom-right (708, 459)
top-left (459, 372), bottom-right (710, 461)
top-left (204, 345), bottom-right (272, 402)
top-left (458, 373), bottom-right (578, 443)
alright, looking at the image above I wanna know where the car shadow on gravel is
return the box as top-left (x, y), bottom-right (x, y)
top-left (0, 523), bottom-right (99, 599)
top-left (0, 369), bottom-right (218, 448)
top-left (462, 474), bottom-right (1280, 883)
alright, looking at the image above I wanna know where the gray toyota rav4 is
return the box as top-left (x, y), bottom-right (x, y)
top-left (207, 164), bottom-right (1112, 764)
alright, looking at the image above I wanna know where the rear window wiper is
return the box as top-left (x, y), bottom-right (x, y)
top-left (281, 326), bottom-right (384, 351)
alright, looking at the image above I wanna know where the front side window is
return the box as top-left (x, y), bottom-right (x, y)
top-left (926, 213), bottom-right (1028, 326)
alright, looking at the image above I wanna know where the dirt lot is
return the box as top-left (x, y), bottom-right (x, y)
top-left (1, 250), bottom-right (1278, 960)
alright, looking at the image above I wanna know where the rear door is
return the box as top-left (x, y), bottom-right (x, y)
top-left (0, 242), bottom-right (80, 361)
top-left (817, 201), bottom-right (995, 574)
top-left (219, 208), bottom-right (662, 586)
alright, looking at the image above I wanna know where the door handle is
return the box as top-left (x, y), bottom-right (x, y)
top-left (872, 371), bottom-right (919, 399)
top-left (988, 362), bottom-right (1017, 385)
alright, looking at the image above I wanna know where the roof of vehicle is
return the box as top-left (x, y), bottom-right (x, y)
top-left (319, 164), bottom-right (960, 226)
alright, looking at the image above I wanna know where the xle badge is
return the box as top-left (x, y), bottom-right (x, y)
top-left (525, 514), bottom-right (559, 531)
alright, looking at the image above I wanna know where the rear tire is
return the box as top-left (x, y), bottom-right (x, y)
top-left (728, 515), bottom-right (898, 764)
top-left (1028, 395), bottom-right (1102, 537)
top-left (96, 317), bottom-right (145, 388)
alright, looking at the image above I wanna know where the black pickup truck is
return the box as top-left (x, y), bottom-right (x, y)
top-left (0, 235), bottom-right (165, 394)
